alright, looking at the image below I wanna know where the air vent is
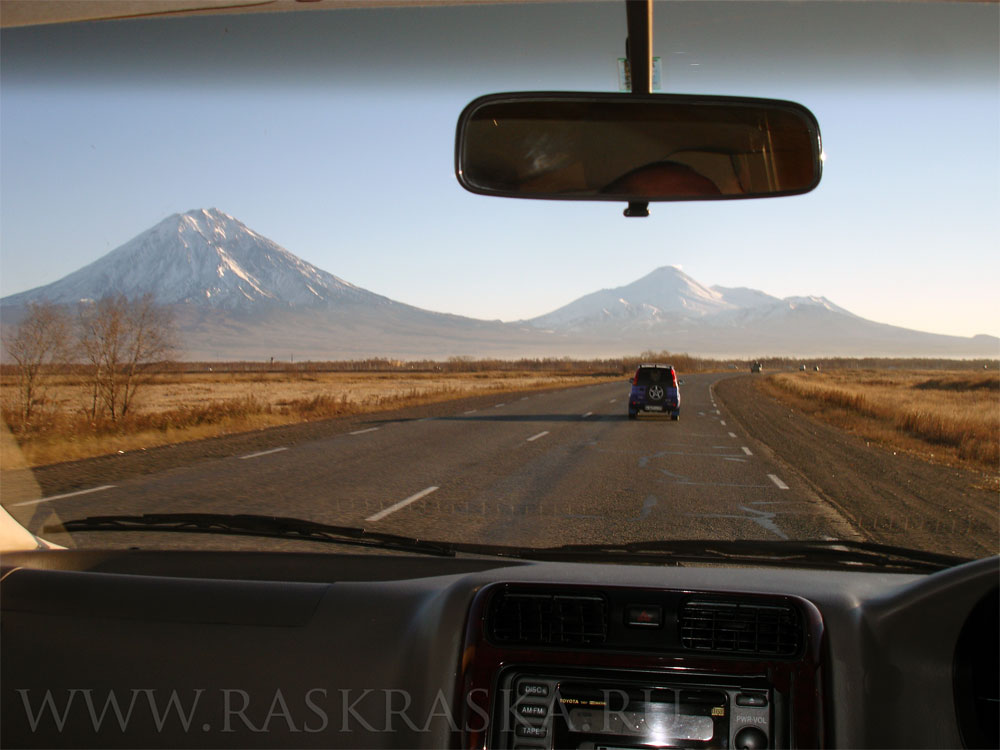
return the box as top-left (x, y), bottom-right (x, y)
top-left (488, 591), bottom-right (608, 646)
top-left (679, 599), bottom-right (801, 656)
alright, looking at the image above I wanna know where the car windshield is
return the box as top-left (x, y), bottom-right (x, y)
top-left (1, 1), bottom-right (997, 564)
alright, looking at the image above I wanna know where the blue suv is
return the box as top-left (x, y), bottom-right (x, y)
top-left (628, 364), bottom-right (680, 420)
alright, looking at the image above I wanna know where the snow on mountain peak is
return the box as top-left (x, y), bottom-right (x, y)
top-left (712, 285), bottom-right (782, 309)
top-left (530, 264), bottom-right (733, 329)
top-left (0, 208), bottom-right (378, 312)
top-left (784, 295), bottom-right (855, 316)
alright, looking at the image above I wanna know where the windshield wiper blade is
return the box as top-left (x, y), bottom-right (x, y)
top-left (49, 516), bottom-right (972, 572)
top-left (50, 513), bottom-right (458, 557)
top-left (516, 539), bottom-right (971, 573)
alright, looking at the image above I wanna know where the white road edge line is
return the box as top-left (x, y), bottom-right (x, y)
top-left (728, 432), bottom-right (737, 438)
top-left (741, 446), bottom-right (753, 456)
top-left (239, 446), bottom-right (288, 460)
top-left (526, 431), bottom-right (550, 442)
top-left (582, 412), bottom-right (593, 418)
top-left (12, 485), bottom-right (116, 507)
top-left (349, 427), bottom-right (380, 436)
top-left (365, 486), bottom-right (439, 522)
top-left (768, 474), bottom-right (790, 490)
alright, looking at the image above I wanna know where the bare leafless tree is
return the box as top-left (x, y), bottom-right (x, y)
top-left (77, 294), bottom-right (177, 422)
top-left (4, 301), bottom-right (71, 427)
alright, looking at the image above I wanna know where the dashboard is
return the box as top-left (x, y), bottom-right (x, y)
top-left (1, 549), bottom-right (997, 749)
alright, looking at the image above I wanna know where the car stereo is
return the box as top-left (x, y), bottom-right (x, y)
top-left (492, 670), bottom-right (774, 749)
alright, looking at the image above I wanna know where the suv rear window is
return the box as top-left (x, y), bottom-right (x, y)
top-left (635, 367), bottom-right (673, 385)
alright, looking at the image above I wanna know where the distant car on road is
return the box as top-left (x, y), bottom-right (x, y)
top-left (751, 361), bottom-right (763, 373)
top-left (814, 365), bottom-right (821, 371)
top-left (628, 364), bottom-right (680, 420)
top-left (800, 364), bottom-right (807, 371)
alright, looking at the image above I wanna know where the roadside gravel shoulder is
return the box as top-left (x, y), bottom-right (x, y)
top-left (714, 374), bottom-right (997, 559)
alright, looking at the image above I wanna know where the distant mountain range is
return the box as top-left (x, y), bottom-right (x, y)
top-left (528, 265), bottom-right (856, 331)
top-left (2, 208), bottom-right (996, 360)
top-left (524, 265), bottom-right (998, 358)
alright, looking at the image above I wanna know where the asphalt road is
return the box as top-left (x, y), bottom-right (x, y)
top-left (6, 373), bottom-right (878, 552)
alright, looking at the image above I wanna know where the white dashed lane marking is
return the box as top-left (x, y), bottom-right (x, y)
top-left (741, 446), bottom-right (753, 456)
top-left (526, 431), bottom-right (550, 442)
top-left (728, 432), bottom-right (737, 438)
top-left (11, 485), bottom-right (116, 507)
top-left (365, 486), bottom-right (439, 522)
top-left (768, 474), bottom-right (790, 490)
top-left (582, 412), bottom-right (593, 418)
top-left (239, 447), bottom-right (288, 460)
top-left (349, 427), bottom-right (379, 436)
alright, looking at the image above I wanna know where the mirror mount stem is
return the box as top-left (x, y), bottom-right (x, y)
top-left (626, 0), bottom-right (653, 96)
top-left (624, 0), bottom-right (653, 217)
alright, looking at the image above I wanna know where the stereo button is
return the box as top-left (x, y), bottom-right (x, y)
top-left (734, 726), bottom-right (768, 750)
top-left (518, 683), bottom-right (550, 698)
top-left (517, 704), bottom-right (548, 718)
top-left (516, 725), bottom-right (548, 739)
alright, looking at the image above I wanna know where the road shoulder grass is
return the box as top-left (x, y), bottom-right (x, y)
top-left (759, 369), bottom-right (998, 491)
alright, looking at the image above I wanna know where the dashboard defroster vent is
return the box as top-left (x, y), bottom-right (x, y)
top-left (488, 591), bottom-right (608, 646)
top-left (680, 599), bottom-right (801, 656)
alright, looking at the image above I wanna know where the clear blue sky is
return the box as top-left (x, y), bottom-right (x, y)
top-left (2, 2), bottom-right (998, 339)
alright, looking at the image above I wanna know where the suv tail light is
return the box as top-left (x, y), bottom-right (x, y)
top-left (670, 369), bottom-right (678, 387)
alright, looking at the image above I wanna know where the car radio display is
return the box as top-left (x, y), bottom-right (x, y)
top-left (550, 684), bottom-right (726, 748)
top-left (495, 672), bottom-right (773, 749)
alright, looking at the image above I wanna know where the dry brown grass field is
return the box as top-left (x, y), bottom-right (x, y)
top-left (762, 369), bottom-right (999, 483)
top-left (1, 369), bottom-right (622, 467)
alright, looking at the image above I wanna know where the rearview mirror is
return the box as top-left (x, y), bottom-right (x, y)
top-left (456, 93), bottom-right (822, 202)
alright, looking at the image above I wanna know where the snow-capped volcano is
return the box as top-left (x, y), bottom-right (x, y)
top-left (1, 208), bottom-right (382, 311)
top-left (530, 266), bottom-right (734, 330)
top-left (529, 265), bottom-right (864, 334)
top-left (0, 208), bottom-right (571, 360)
top-left (520, 266), bottom-right (998, 358)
